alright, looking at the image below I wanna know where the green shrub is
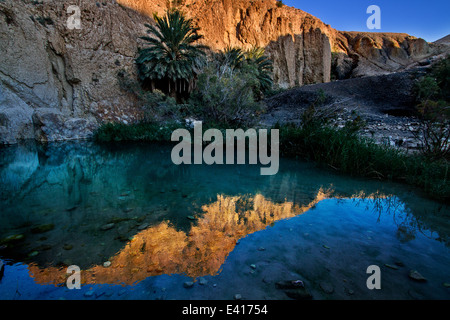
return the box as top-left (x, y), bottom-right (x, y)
top-left (186, 47), bottom-right (273, 127)
top-left (118, 71), bottom-right (188, 122)
top-left (94, 121), bottom-right (184, 143)
top-left (413, 56), bottom-right (450, 160)
top-left (189, 60), bottom-right (264, 127)
top-left (264, 86), bottom-right (289, 98)
top-left (244, 47), bottom-right (274, 96)
top-left (413, 100), bottom-right (450, 160)
top-left (414, 76), bottom-right (440, 102)
top-left (431, 56), bottom-right (450, 102)
top-left (216, 47), bottom-right (273, 98)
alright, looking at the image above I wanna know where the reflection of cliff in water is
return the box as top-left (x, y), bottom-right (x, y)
top-left (27, 191), bottom-right (447, 286)
top-left (28, 191), bottom-right (330, 285)
top-left (0, 141), bottom-right (449, 285)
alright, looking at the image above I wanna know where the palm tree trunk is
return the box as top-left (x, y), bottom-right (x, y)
top-left (168, 79), bottom-right (177, 99)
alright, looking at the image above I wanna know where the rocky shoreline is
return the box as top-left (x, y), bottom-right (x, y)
top-left (333, 112), bottom-right (423, 153)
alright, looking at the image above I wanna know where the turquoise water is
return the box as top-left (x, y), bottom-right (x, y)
top-left (0, 141), bottom-right (449, 300)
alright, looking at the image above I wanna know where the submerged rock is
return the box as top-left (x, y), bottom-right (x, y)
top-left (0, 234), bottom-right (25, 245)
top-left (34, 244), bottom-right (52, 251)
top-left (183, 281), bottom-right (194, 288)
top-left (395, 261), bottom-right (405, 267)
top-left (31, 224), bottom-right (55, 234)
top-left (137, 223), bottom-right (149, 230)
top-left (276, 280), bottom-right (312, 300)
top-left (319, 282), bottom-right (334, 294)
top-left (409, 270), bottom-right (427, 282)
top-left (100, 223), bottom-right (115, 231)
top-left (283, 288), bottom-right (312, 300)
top-left (384, 264), bottom-right (399, 270)
top-left (275, 280), bottom-right (305, 290)
top-left (344, 287), bottom-right (355, 296)
top-left (84, 290), bottom-right (95, 298)
top-left (28, 251), bottom-right (39, 257)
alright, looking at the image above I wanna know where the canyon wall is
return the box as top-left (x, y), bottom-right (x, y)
top-left (0, 0), bottom-right (446, 144)
top-left (0, 0), bottom-right (151, 144)
top-left (119, 0), bottom-right (439, 84)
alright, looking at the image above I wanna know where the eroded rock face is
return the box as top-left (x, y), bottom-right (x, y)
top-left (0, 0), bottom-right (150, 144)
top-left (265, 29), bottom-right (332, 88)
top-left (334, 32), bottom-right (435, 78)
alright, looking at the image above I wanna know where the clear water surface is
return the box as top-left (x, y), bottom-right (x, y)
top-left (0, 141), bottom-right (449, 300)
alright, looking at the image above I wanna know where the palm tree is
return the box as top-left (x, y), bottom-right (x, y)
top-left (216, 46), bottom-right (273, 94)
top-left (136, 10), bottom-right (208, 100)
top-left (245, 47), bottom-right (273, 94)
top-left (220, 46), bottom-right (245, 70)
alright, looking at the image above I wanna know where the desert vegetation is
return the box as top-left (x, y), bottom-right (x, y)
top-left (135, 9), bottom-right (208, 101)
top-left (275, 104), bottom-right (449, 201)
top-left (412, 56), bottom-right (450, 160)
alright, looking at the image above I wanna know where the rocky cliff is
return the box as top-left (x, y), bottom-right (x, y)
top-left (0, 0), bottom-right (447, 144)
top-left (121, 0), bottom-right (336, 87)
top-left (119, 0), bottom-right (442, 84)
top-left (0, 0), bottom-right (151, 144)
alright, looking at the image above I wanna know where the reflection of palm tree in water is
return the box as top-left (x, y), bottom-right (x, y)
top-left (28, 190), bottom-right (332, 286)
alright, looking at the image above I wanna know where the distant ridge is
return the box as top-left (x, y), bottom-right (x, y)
top-left (434, 34), bottom-right (450, 45)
